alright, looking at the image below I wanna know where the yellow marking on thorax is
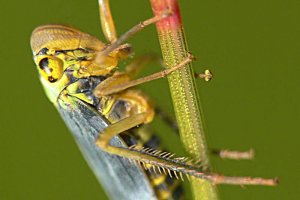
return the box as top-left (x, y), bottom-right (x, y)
top-left (98, 96), bottom-right (117, 117)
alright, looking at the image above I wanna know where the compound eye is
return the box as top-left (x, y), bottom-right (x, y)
top-left (38, 56), bottom-right (64, 83)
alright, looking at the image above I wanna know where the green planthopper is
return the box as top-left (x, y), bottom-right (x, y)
top-left (30, 0), bottom-right (277, 199)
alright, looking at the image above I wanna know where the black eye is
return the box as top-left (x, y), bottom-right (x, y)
top-left (37, 56), bottom-right (63, 83)
top-left (39, 58), bottom-right (49, 70)
top-left (48, 76), bottom-right (58, 83)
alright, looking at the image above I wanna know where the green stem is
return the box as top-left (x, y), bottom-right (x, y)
top-left (149, 0), bottom-right (218, 199)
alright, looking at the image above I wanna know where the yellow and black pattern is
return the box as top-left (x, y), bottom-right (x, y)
top-left (120, 126), bottom-right (184, 200)
top-left (31, 30), bottom-right (186, 199)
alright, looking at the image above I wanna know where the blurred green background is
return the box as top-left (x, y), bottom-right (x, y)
top-left (0, 0), bottom-right (299, 199)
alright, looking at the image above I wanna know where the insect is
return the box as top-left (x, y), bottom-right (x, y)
top-left (30, 0), bottom-right (276, 199)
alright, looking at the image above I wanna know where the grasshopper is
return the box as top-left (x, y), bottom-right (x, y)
top-left (30, 0), bottom-right (277, 199)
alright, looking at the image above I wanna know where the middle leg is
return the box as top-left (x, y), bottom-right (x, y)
top-left (94, 54), bottom-right (193, 97)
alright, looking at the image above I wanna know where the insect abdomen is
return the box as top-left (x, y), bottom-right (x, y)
top-left (120, 126), bottom-right (184, 200)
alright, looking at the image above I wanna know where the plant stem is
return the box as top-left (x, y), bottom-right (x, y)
top-left (149, 0), bottom-right (218, 199)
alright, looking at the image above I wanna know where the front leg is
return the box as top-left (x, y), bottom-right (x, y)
top-left (98, 0), bottom-right (117, 43)
top-left (78, 44), bottom-right (133, 77)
